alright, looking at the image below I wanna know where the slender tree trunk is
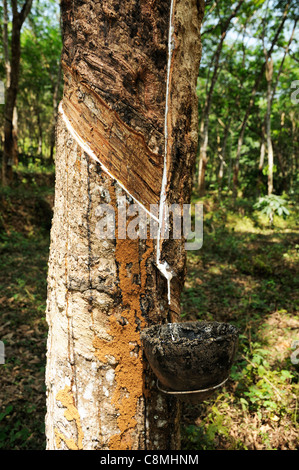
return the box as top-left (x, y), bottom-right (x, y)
top-left (49, 60), bottom-right (62, 163)
top-left (45, 0), bottom-right (204, 450)
top-left (3, 23), bottom-right (20, 185)
top-left (2, 0), bottom-right (33, 185)
top-left (276, 149), bottom-right (287, 191)
top-left (2, 0), bottom-right (11, 184)
top-left (4, 0), bottom-right (19, 169)
top-left (232, 2), bottom-right (291, 195)
top-left (12, 106), bottom-right (19, 165)
top-left (36, 108), bottom-right (43, 157)
top-left (3, 0), bottom-right (10, 86)
top-left (265, 58), bottom-right (274, 195)
top-left (259, 124), bottom-right (266, 173)
top-left (289, 111), bottom-right (297, 190)
top-left (257, 123), bottom-right (266, 195)
top-left (197, 0), bottom-right (244, 195)
top-left (266, 19), bottom-right (297, 195)
top-left (217, 116), bottom-right (231, 193)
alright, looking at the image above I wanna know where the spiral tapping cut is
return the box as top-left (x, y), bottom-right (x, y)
top-left (58, 0), bottom-right (177, 306)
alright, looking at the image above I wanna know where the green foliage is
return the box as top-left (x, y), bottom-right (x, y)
top-left (1, 0), bottom-right (62, 161)
top-left (0, 405), bottom-right (31, 449)
top-left (253, 194), bottom-right (290, 224)
top-left (183, 415), bottom-right (233, 450)
top-left (232, 344), bottom-right (295, 414)
top-left (197, 0), bottom-right (299, 197)
top-left (183, 337), bottom-right (297, 450)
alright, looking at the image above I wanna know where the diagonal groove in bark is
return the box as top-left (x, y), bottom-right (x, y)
top-left (61, 65), bottom-right (164, 211)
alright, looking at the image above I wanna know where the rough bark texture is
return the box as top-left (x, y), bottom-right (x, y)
top-left (46, 0), bottom-right (204, 450)
top-left (62, 67), bottom-right (163, 210)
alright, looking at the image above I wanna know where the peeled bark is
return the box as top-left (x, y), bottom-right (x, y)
top-left (46, 0), bottom-right (204, 450)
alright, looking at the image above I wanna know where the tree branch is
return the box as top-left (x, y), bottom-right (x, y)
top-left (10, 0), bottom-right (18, 17)
top-left (19, 0), bottom-right (34, 25)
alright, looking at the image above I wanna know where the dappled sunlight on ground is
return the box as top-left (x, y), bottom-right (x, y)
top-left (181, 195), bottom-right (298, 449)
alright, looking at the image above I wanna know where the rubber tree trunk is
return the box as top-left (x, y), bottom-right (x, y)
top-left (45, 0), bottom-right (204, 450)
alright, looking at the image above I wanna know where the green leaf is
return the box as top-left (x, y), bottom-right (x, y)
top-left (0, 405), bottom-right (13, 422)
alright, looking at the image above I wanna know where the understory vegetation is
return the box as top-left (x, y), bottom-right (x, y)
top-left (0, 173), bottom-right (298, 450)
top-left (181, 193), bottom-right (298, 450)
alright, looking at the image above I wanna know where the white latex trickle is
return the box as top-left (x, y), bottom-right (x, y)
top-left (156, 0), bottom-right (175, 305)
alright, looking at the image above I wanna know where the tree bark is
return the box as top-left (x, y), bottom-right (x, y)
top-left (45, 0), bottom-right (204, 450)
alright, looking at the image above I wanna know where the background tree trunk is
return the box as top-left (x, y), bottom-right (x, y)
top-left (45, 0), bottom-right (204, 450)
top-left (217, 116), bottom-right (231, 194)
top-left (265, 57), bottom-right (274, 195)
top-left (232, 2), bottom-right (290, 195)
top-left (2, 0), bottom-right (33, 185)
top-left (49, 60), bottom-right (62, 163)
top-left (197, 0), bottom-right (244, 195)
top-left (264, 19), bottom-right (297, 195)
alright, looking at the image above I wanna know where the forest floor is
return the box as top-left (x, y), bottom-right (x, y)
top-left (0, 173), bottom-right (298, 450)
top-left (181, 193), bottom-right (299, 450)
